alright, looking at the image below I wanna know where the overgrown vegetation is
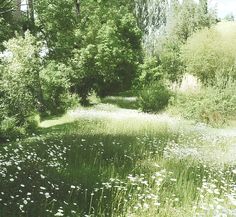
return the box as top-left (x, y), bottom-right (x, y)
top-left (138, 81), bottom-right (173, 113)
top-left (136, 5), bottom-right (235, 126)
top-left (0, 0), bottom-right (141, 138)
top-left (182, 22), bottom-right (236, 84)
top-left (170, 79), bottom-right (236, 126)
top-left (1, 0), bottom-right (236, 216)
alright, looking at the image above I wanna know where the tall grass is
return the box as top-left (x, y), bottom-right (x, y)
top-left (0, 105), bottom-right (235, 216)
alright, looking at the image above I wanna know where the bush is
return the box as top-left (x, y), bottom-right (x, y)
top-left (170, 80), bottom-right (236, 126)
top-left (158, 38), bottom-right (184, 82)
top-left (138, 57), bottom-right (162, 87)
top-left (0, 107), bottom-right (38, 141)
top-left (138, 38), bottom-right (184, 90)
top-left (0, 116), bottom-right (20, 139)
top-left (138, 82), bottom-right (172, 113)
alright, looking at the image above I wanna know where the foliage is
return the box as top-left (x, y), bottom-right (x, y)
top-left (0, 32), bottom-right (76, 138)
top-left (138, 57), bottom-right (161, 87)
top-left (138, 81), bottom-right (172, 112)
top-left (0, 18), bottom-right (12, 51)
top-left (71, 4), bottom-right (142, 102)
top-left (138, 38), bottom-right (183, 90)
top-left (135, 0), bottom-right (168, 55)
top-left (182, 22), bottom-right (236, 84)
top-left (137, 0), bottom-right (216, 88)
top-left (0, 32), bottom-right (42, 139)
top-left (166, 0), bottom-right (216, 43)
top-left (170, 80), bottom-right (236, 126)
top-left (158, 38), bottom-right (184, 82)
top-left (39, 61), bottom-right (76, 115)
top-left (1, 0), bottom-right (236, 216)
top-left (224, 13), bottom-right (235, 21)
top-left (34, 0), bottom-right (77, 60)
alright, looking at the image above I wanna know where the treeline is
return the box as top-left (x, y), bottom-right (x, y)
top-left (137, 0), bottom-right (216, 85)
top-left (136, 0), bottom-right (236, 126)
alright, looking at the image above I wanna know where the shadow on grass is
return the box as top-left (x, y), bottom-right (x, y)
top-left (1, 118), bottom-right (174, 217)
top-left (37, 119), bottom-right (174, 185)
top-left (101, 96), bottom-right (139, 109)
top-left (2, 115), bottom-right (220, 217)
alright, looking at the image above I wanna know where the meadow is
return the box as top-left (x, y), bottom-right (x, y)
top-left (1, 100), bottom-right (236, 217)
top-left (1, 1), bottom-right (236, 216)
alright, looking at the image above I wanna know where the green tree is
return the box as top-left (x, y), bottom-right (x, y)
top-left (166, 0), bottom-right (216, 42)
top-left (34, 0), bottom-right (78, 60)
top-left (0, 0), bottom-right (14, 14)
top-left (0, 31), bottom-right (42, 120)
top-left (138, 0), bottom-right (217, 85)
top-left (224, 13), bottom-right (235, 21)
top-left (0, 1), bottom-right (15, 51)
top-left (181, 23), bottom-right (236, 84)
top-left (70, 1), bottom-right (142, 103)
top-left (40, 61), bottom-right (74, 115)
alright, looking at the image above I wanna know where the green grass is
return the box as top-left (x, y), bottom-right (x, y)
top-left (101, 96), bottom-right (139, 110)
top-left (1, 103), bottom-right (236, 217)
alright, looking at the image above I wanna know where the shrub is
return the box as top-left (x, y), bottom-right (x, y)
top-left (138, 38), bottom-right (184, 90)
top-left (158, 38), bottom-right (184, 82)
top-left (0, 103), bottom-right (38, 140)
top-left (0, 116), bottom-right (19, 139)
top-left (138, 81), bottom-right (172, 113)
top-left (170, 80), bottom-right (236, 126)
top-left (138, 57), bottom-right (162, 87)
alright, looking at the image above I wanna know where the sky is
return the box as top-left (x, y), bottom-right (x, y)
top-left (209, 0), bottom-right (236, 18)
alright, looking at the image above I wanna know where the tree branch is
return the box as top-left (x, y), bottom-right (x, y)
top-left (0, 8), bottom-right (14, 14)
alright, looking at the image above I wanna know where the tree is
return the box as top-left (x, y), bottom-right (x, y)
top-left (0, 32), bottom-right (43, 138)
top-left (0, 1), bottom-right (15, 50)
top-left (1, 31), bottom-right (43, 114)
top-left (75, 0), bottom-right (80, 16)
top-left (135, 0), bottom-right (168, 56)
top-left (224, 13), bottom-right (235, 21)
top-left (28, 0), bottom-right (34, 24)
top-left (13, 0), bottom-right (22, 24)
top-left (34, 0), bottom-right (78, 60)
top-left (71, 2), bottom-right (142, 103)
top-left (137, 0), bottom-right (217, 86)
top-left (169, 0), bottom-right (215, 42)
top-left (181, 23), bottom-right (236, 84)
top-left (39, 61), bottom-right (73, 115)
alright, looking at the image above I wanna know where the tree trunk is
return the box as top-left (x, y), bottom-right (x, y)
top-left (28, 0), bottom-right (34, 24)
top-left (75, 0), bottom-right (80, 16)
top-left (13, 0), bottom-right (22, 23)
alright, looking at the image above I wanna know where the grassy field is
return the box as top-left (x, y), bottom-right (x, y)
top-left (1, 101), bottom-right (236, 217)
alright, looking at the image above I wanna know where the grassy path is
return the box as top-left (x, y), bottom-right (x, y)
top-left (42, 102), bottom-right (236, 165)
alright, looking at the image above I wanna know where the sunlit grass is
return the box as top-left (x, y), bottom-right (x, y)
top-left (1, 103), bottom-right (236, 217)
